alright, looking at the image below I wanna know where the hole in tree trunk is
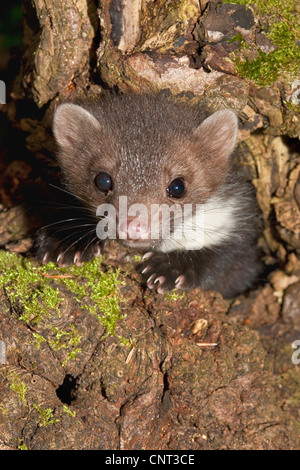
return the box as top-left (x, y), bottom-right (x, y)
top-left (56, 374), bottom-right (78, 405)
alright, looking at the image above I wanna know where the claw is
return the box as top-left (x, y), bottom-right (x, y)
top-left (57, 253), bottom-right (65, 267)
top-left (142, 265), bottom-right (151, 275)
top-left (42, 252), bottom-right (49, 265)
top-left (93, 245), bottom-right (101, 257)
top-left (157, 285), bottom-right (166, 294)
top-left (154, 276), bottom-right (166, 294)
top-left (74, 251), bottom-right (82, 266)
top-left (154, 276), bottom-right (165, 286)
top-left (175, 275), bottom-right (185, 289)
top-left (142, 252), bottom-right (154, 261)
top-left (147, 273), bottom-right (156, 289)
top-left (57, 253), bottom-right (68, 268)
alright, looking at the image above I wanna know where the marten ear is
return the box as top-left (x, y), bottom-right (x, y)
top-left (194, 109), bottom-right (238, 163)
top-left (53, 103), bottom-right (101, 149)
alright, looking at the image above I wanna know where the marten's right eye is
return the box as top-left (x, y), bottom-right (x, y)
top-left (95, 172), bottom-right (113, 192)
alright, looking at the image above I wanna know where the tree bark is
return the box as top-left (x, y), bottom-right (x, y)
top-left (0, 0), bottom-right (300, 450)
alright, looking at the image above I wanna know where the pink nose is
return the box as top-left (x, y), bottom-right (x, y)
top-left (119, 218), bottom-right (149, 240)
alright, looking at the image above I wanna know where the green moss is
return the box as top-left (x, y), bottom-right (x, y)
top-left (32, 404), bottom-right (59, 427)
top-left (0, 251), bottom-right (126, 363)
top-left (227, 32), bottom-right (248, 46)
top-left (62, 404), bottom-right (76, 417)
top-left (18, 443), bottom-right (28, 450)
top-left (44, 324), bottom-right (82, 367)
top-left (118, 336), bottom-right (132, 347)
top-left (9, 373), bottom-right (27, 406)
top-left (55, 258), bottom-right (126, 337)
top-left (0, 253), bottom-right (61, 324)
top-left (0, 406), bottom-right (7, 414)
top-left (49, 324), bottom-right (81, 351)
top-left (165, 290), bottom-right (186, 301)
top-left (229, 0), bottom-right (300, 85)
top-left (32, 333), bottom-right (47, 349)
top-left (229, 0), bottom-right (295, 15)
top-left (0, 251), bottom-right (124, 330)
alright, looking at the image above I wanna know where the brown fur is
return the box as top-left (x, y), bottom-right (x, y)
top-left (54, 94), bottom-right (237, 230)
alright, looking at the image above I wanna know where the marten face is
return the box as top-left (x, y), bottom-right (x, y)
top-left (53, 94), bottom-right (238, 251)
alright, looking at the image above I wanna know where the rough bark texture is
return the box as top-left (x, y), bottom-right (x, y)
top-left (0, 0), bottom-right (300, 450)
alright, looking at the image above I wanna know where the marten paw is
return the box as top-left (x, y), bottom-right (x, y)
top-left (35, 230), bottom-right (101, 267)
top-left (139, 252), bottom-right (187, 293)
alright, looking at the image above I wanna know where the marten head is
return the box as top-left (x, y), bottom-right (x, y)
top-left (53, 94), bottom-right (238, 251)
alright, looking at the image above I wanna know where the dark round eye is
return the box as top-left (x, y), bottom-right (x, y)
top-left (95, 172), bottom-right (113, 192)
top-left (167, 178), bottom-right (185, 198)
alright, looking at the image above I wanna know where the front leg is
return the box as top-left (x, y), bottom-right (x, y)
top-left (139, 251), bottom-right (200, 294)
top-left (139, 243), bottom-right (262, 298)
top-left (35, 229), bottom-right (102, 267)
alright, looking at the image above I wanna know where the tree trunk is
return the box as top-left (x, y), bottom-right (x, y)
top-left (0, 0), bottom-right (300, 450)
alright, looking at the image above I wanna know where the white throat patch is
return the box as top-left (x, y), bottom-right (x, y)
top-left (158, 194), bottom-right (239, 252)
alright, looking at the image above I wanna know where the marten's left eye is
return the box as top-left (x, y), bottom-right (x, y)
top-left (95, 172), bottom-right (113, 192)
top-left (167, 178), bottom-right (185, 198)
